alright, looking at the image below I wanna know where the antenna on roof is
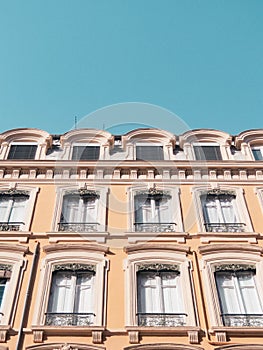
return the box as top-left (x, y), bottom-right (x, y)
top-left (75, 116), bottom-right (77, 130)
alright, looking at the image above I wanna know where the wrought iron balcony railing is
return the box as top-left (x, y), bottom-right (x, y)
top-left (137, 313), bottom-right (187, 327)
top-left (204, 223), bottom-right (246, 233)
top-left (0, 222), bottom-right (24, 231)
top-left (45, 312), bottom-right (95, 326)
top-left (134, 222), bottom-right (176, 233)
top-left (58, 222), bottom-right (99, 232)
top-left (222, 313), bottom-right (263, 327)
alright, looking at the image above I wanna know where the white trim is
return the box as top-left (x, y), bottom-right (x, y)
top-left (32, 248), bottom-right (108, 327)
top-left (192, 185), bottom-right (253, 233)
top-left (199, 248), bottom-right (263, 327)
top-left (124, 250), bottom-right (197, 328)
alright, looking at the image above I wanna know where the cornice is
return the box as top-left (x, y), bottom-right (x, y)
top-left (43, 243), bottom-right (109, 254)
top-left (199, 244), bottom-right (263, 255)
top-left (124, 243), bottom-right (190, 254)
top-left (0, 243), bottom-right (29, 254)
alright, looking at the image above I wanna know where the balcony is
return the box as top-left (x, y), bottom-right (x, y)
top-left (134, 222), bottom-right (176, 233)
top-left (205, 223), bottom-right (246, 233)
top-left (222, 313), bottom-right (263, 327)
top-left (137, 313), bottom-right (187, 327)
top-left (58, 222), bottom-right (99, 232)
top-left (0, 222), bottom-right (24, 231)
top-left (45, 312), bottom-right (95, 326)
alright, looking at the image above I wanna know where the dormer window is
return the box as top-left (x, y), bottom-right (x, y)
top-left (136, 144), bottom-right (164, 161)
top-left (7, 143), bottom-right (37, 160)
top-left (72, 145), bottom-right (100, 160)
top-left (252, 147), bottom-right (263, 161)
top-left (193, 143), bottom-right (222, 161)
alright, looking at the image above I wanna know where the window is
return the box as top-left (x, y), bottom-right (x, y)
top-left (52, 186), bottom-right (108, 242)
top-left (58, 191), bottom-right (99, 232)
top-left (201, 191), bottom-right (245, 232)
top-left (137, 265), bottom-right (186, 327)
top-left (46, 264), bottom-right (95, 326)
top-left (134, 191), bottom-right (175, 232)
top-left (215, 266), bottom-right (263, 327)
top-left (72, 145), bottom-right (100, 160)
top-left (193, 144), bottom-right (222, 161)
top-left (0, 191), bottom-right (29, 231)
top-left (136, 146), bottom-right (164, 161)
top-left (7, 144), bottom-right (37, 160)
top-left (0, 266), bottom-right (11, 317)
top-left (124, 245), bottom-right (198, 334)
top-left (252, 147), bottom-right (263, 161)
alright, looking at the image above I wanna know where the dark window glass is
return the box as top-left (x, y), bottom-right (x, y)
top-left (252, 149), bottom-right (263, 161)
top-left (194, 146), bottom-right (222, 161)
top-left (0, 278), bottom-right (7, 307)
top-left (72, 146), bottom-right (100, 160)
top-left (8, 145), bottom-right (37, 160)
top-left (136, 146), bottom-right (164, 161)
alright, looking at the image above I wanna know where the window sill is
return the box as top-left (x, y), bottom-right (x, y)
top-left (47, 231), bottom-right (109, 243)
top-left (125, 231), bottom-right (188, 243)
top-left (0, 325), bottom-right (11, 343)
top-left (0, 231), bottom-right (31, 243)
top-left (125, 326), bottom-right (200, 344)
top-left (191, 232), bottom-right (259, 243)
top-left (210, 326), bottom-right (263, 342)
top-left (31, 325), bottom-right (105, 343)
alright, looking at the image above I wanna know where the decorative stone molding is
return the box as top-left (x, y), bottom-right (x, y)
top-left (214, 264), bottom-right (255, 272)
top-left (128, 330), bottom-right (139, 344)
top-left (125, 344), bottom-right (204, 350)
top-left (137, 263), bottom-right (180, 272)
top-left (43, 244), bottom-right (109, 254)
top-left (124, 243), bottom-right (190, 254)
top-left (216, 345), bottom-right (263, 350)
top-left (215, 331), bottom-right (227, 343)
top-left (33, 330), bottom-right (44, 343)
top-left (199, 244), bottom-right (263, 255)
top-left (92, 330), bottom-right (103, 344)
top-left (53, 263), bottom-right (96, 272)
top-left (188, 330), bottom-right (199, 344)
top-left (27, 344), bottom-right (105, 350)
top-left (0, 330), bottom-right (7, 343)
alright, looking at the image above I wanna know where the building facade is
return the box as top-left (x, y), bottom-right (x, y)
top-left (0, 127), bottom-right (262, 350)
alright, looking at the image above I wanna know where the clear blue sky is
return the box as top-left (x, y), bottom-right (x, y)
top-left (0, 1), bottom-right (262, 135)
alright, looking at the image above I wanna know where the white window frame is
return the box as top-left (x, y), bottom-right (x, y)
top-left (32, 245), bottom-right (108, 329)
top-left (192, 186), bottom-right (253, 234)
top-left (0, 185), bottom-right (39, 234)
top-left (0, 244), bottom-right (27, 327)
top-left (199, 245), bottom-right (263, 329)
top-left (192, 142), bottom-right (223, 161)
top-left (7, 142), bottom-right (39, 160)
top-left (124, 248), bottom-right (197, 328)
top-left (50, 185), bottom-right (108, 242)
top-left (128, 185), bottom-right (183, 235)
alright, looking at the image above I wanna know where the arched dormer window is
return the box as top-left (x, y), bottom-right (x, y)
top-left (235, 130), bottom-right (263, 161)
top-left (60, 129), bottom-right (114, 161)
top-left (0, 128), bottom-right (52, 160)
top-left (180, 129), bottom-right (232, 161)
top-left (122, 129), bottom-right (176, 161)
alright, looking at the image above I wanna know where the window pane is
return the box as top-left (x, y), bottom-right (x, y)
top-left (252, 149), bottom-right (263, 160)
top-left (0, 279), bottom-right (7, 308)
top-left (137, 272), bottom-right (159, 313)
top-left (61, 195), bottom-right (97, 223)
top-left (8, 145), bottom-right (37, 160)
top-left (136, 146), bottom-right (164, 161)
top-left (237, 271), bottom-right (262, 314)
top-left (161, 272), bottom-right (183, 313)
top-left (194, 146), bottom-right (222, 160)
top-left (72, 146), bottom-right (100, 160)
top-left (215, 272), bottom-right (241, 314)
top-left (134, 195), bottom-right (171, 224)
